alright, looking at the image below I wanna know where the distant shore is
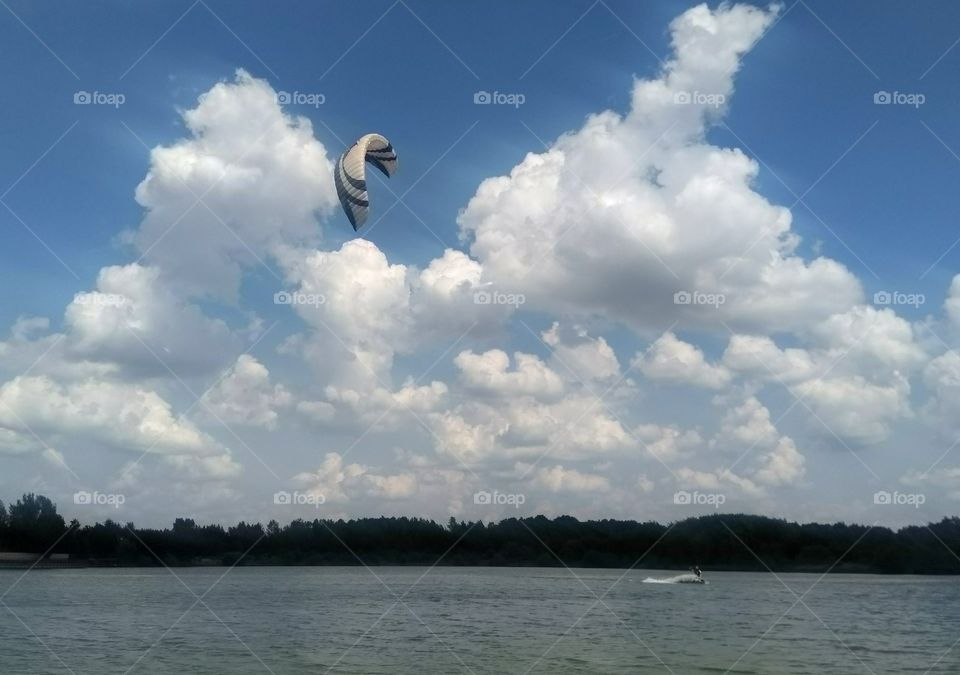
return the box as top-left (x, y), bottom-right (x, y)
top-left (3, 493), bottom-right (959, 575)
top-left (0, 559), bottom-right (910, 573)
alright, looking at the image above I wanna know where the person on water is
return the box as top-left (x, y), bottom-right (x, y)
top-left (692, 565), bottom-right (702, 579)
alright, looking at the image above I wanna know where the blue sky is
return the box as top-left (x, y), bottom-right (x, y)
top-left (3, 1), bottom-right (960, 526)
top-left (5, 0), bottom-right (960, 322)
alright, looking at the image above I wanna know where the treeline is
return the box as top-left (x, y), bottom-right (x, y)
top-left (1, 494), bottom-right (959, 573)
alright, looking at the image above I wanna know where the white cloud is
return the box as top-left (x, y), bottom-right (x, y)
top-left (0, 264), bottom-right (238, 382)
top-left (808, 306), bottom-right (926, 375)
top-left (922, 350), bottom-right (960, 438)
top-left (132, 69), bottom-right (338, 301)
top-left (793, 374), bottom-right (911, 446)
top-left (201, 355), bottom-right (291, 429)
top-left (293, 452), bottom-right (366, 503)
top-left (66, 263), bottom-right (238, 378)
top-left (455, 349), bottom-right (564, 399)
top-left (635, 332), bottom-right (731, 389)
top-left (903, 468), bottom-right (960, 500)
top-left (457, 3), bottom-right (862, 335)
top-left (279, 239), bottom-right (411, 388)
top-left (542, 323), bottom-right (621, 382)
top-left (278, 240), bottom-right (499, 389)
top-left (533, 464), bottom-right (611, 493)
top-left (722, 334), bottom-right (816, 384)
top-left (634, 423), bottom-right (703, 461)
top-left (320, 379), bottom-right (448, 430)
top-left (0, 375), bottom-right (237, 478)
top-left (754, 437), bottom-right (805, 487)
top-left (944, 275), bottom-right (960, 329)
top-left (364, 472), bottom-right (417, 499)
top-left (712, 396), bottom-right (780, 449)
top-left (292, 452), bottom-right (418, 502)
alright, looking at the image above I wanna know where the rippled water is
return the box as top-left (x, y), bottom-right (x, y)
top-left (1, 567), bottom-right (957, 673)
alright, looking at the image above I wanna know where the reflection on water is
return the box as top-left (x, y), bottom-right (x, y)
top-left (0, 567), bottom-right (957, 674)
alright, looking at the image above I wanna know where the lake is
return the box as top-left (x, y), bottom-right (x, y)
top-left (1, 567), bottom-right (956, 673)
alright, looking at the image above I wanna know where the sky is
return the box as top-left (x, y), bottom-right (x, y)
top-left (2, 0), bottom-right (960, 527)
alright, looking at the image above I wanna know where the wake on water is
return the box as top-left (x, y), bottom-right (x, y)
top-left (642, 573), bottom-right (706, 585)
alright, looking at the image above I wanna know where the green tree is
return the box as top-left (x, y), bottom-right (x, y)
top-left (8, 493), bottom-right (67, 553)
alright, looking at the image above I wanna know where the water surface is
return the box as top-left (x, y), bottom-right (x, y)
top-left (1, 567), bottom-right (956, 673)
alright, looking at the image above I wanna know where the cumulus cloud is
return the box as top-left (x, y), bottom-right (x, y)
top-left (455, 349), bottom-right (564, 399)
top-left (533, 464), bottom-right (611, 493)
top-left (0, 375), bottom-right (237, 478)
top-left (278, 240), bottom-right (499, 388)
top-left (634, 423), bottom-right (703, 461)
top-left (315, 379), bottom-right (448, 430)
top-left (457, 3), bottom-right (862, 334)
top-left (66, 263), bottom-right (239, 378)
top-left (903, 468), bottom-right (960, 500)
top-left (635, 332), bottom-right (731, 389)
top-left (944, 275), bottom-right (960, 329)
top-left (921, 351), bottom-right (960, 438)
top-left (542, 323), bottom-right (621, 383)
top-left (793, 374), bottom-right (911, 446)
top-left (201, 355), bottom-right (291, 429)
top-left (0, 264), bottom-right (239, 381)
top-left (722, 334), bottom-right (816, 384)
top-left (292, 452), bottom-right (418, 502)
top-left (132, 69), bottom-right (338, 301)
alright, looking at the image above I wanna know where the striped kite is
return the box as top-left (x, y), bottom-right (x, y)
top-left (334, 133), bottom-right (398, 230)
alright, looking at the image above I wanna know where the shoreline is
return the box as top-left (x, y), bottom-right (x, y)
top-left (2, 560), bottom-right (958, 575)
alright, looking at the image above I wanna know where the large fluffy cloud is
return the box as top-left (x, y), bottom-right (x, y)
top-left (132, 70), bottom-right (339, 301)
top-left (0, 375), bottom-right (238, 478)
top-left (457, 3), bottom-right (863, 334)
top-left (201, 355), bottom-right (291, 429)
top-left (277, 240), bottom-right (504, 388)
top-left (292, 452), bottom-right (417, 503)
top-left (636, 331), bottom-right (731, 389)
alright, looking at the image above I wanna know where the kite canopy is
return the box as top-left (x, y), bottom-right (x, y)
top-left (334, 133), bottom-right (397, 230)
